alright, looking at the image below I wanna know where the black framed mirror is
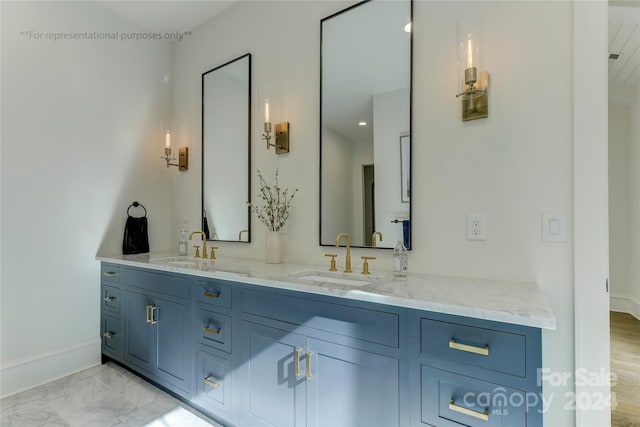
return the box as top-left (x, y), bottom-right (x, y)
top-left (202, 53), bottom-right (251, 242)
top-left (320, 0), bottom-right (412, 249)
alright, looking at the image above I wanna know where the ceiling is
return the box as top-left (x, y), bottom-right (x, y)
top-left (609, 5), bottom-right (640, 93)
top-left (98, 0), bottom-right (236, 33)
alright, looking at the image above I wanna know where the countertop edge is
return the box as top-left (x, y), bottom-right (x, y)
top-left (97, 254), bottom-right (557, 330)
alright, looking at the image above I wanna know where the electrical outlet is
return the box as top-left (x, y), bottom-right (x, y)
top-left (467, 214), bottom-right (487, 241)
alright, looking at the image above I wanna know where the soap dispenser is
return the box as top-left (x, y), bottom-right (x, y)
top-left (393, 237), bottom-right (408, 277)
top-left (178, 220), bottom-right (189, 256)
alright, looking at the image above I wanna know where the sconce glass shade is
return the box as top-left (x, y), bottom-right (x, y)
top-left (457, 20), bottom-right (486, 99)
top-left (457, 17), bottom-right (488, 121)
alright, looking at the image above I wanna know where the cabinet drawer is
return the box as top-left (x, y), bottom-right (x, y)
top-left (101, 264), bottom-right (121, 283)
top-left (195, 309), bottom-right (232, 353)
top-left (194, 349), bottom-right (232, 414)
top-left (243, 289), bottom-right (398, 347)
top-left (421, 366), bottom-right (527, 427)
top-left (195, 280), bottom-right (232, 309)
top-left (101, 315), bottom-right (122, 357)
top-left (102, 285), bottom-right (120, 314)
top-left (122, 268), bottom-right (190, 299)
top-left (421, 318), bottom-right (526, 378)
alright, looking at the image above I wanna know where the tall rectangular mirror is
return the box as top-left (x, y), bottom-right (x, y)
top-left (320, 0), bottom-right (412, 249)
top-left (202, 53), bottom-right (251, 242)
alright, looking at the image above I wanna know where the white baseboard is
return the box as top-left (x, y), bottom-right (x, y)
top-left (610, 295), bottom-right (640, 321)
top-left (0, 338), bottom-right (101, 399)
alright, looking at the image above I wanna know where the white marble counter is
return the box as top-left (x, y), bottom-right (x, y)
top-left (97, 253), bottom-right (556, 330)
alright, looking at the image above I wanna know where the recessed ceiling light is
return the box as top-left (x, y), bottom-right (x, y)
top-left (404, 22), bottom-right (412, 33)
top-left (358, 121), bottom-right (367, 126)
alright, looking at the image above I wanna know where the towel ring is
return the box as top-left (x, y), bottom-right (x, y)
top-left (127, 201), bottom-right (147, 217)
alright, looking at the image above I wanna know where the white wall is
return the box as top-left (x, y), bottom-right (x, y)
top-left (628, 88), bottom-right (640, 318)
top-left (172, 2), bottom-right (575, 425)
top-left (0, 1), bottom-right (173, 397)
top-left (321, 127), bottom-right (354, 243)
top-left (609, 103), bottom-right (632, 307)
top-left (373, 88), bottom-right (410, 245)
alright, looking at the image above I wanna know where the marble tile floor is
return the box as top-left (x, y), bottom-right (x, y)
top-left (0, 362), bottom-right (223, 427)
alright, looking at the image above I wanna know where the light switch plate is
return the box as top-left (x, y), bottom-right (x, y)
top-left (542, 212), bottom-right (567, 242)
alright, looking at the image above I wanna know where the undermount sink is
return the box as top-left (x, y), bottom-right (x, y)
top-left (291, 270), bottom-right (376, 287)
top-left (149, 257), bottom-right (248, 276)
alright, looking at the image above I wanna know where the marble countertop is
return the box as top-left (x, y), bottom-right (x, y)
top-left (97, 253), bottom-right (556, 330)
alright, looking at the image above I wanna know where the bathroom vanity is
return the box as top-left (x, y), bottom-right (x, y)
top-left (98, 254), bottom-right (555, 427)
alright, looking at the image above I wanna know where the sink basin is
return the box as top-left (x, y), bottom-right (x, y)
top-left (149, 257), bottom-right (248, 276)
top-left (291, 270), bottom-right (375, 287)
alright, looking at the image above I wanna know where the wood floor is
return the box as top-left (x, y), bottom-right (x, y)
top-left (611, 311), bottom-right (640, 427)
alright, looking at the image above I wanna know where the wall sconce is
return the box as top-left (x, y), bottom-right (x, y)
top-left (161, 131), bottom-right (189, 171)
top-left (262, 99), bottom-right (289, 154)
top-left (456, 27), bottom-right (489, 121)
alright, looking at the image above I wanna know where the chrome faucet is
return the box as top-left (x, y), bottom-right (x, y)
top-left (371, 231), bottom-right (383, 247)
top-left (335, 233), bottom-right (352, 273)
top-left (189, 231), bottom-right (207, 258)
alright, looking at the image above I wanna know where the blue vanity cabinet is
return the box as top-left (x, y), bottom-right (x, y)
top-left (412, 312), bottom-right (543, 427)
top-left (240, 288), bottom-right (401, 427)
top-left (191, 278), bottom-right (238, 421)
top-left (119, 267), bottom-right (193, 398)
top-left (100, 264), bottom-right (122, 359)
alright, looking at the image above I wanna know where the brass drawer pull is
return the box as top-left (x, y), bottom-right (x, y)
top-left (103, 331), bottom-right (115, 339)
top-left (145, 305), bottom-right (152, 323)
top-left (149, 306), bottom-right (158, 324)
top-left (203, 326), bottom-right (221, 335)
top-left (103, 272), bottom-right (118, 277)
top-left (103, 296), bottom-right (117, 303)
top-left (294, 348), bottom-right (302, 377)
top-left (306, 351), bottom-right (313, 380)
top-left (449, 339), bottom-right (489, 356)
top-left (203, 376), bottom-right (221, 388)
top-left (203, 290), bottom-right (221, 299)
top-left (449, 399), bottom-right (489, 421)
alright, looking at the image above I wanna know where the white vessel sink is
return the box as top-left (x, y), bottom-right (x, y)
top-left (291, 270), bottom-right (376, 287)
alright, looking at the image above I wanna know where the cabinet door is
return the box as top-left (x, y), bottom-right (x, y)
top-left (307, 338), bottom-right (400, 427)
top-left (154, 296), bottom-right (191, 394)
top-left (242, 322), bottom-right (306, 427)
top-left (123, 290), bottom-right (154, 372)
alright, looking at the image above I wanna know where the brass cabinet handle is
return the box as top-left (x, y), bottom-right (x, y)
top-left (294, 348), bottom-right (302, 377)
top-left (103, 296), bottom-right (117, 303)
top-left (306, 351), bottom-right (313, 380)
top-left (449, 399), bottom-right (489, 421)
top-left (103, 271), bottom-right (118, 277)
top-left (449, 339), bottom-right (489, 356)
top-left (203, 326), bottom-right (221, 335)
top-left (203, 376), bottom-right (221, 388)
top-left (149, 306), bottom-right (158, 324)
top-left (145, 304), bottom-right (152, 323)
top-left (203, 290), bottom-right (221, 299)
top-left (103, 331), bottom-right (115, 339)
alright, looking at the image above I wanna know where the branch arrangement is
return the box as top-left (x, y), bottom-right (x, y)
top-left (253, 169), bottom-right (299, 232)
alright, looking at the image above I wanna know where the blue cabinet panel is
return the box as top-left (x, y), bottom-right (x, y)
top-left (155, 297), bottom-right (190, 393)
top-left (421, 318), bottom-right (526, 378)
top-left (101, 314), bottom-right (122, 358)
top-left (308, 338), bottom-right (400, 427)
top-left (102, 285), bottom-right (120, 315)
top-left (122, 267), bottom-right (190, 299)
top-left (194, 349), bottom-right (233, 415)
top-left (243, 289), bottom-right (399, 348)
top-left (241, 321), bottom-right (306, 427)
top-left (123, 290), bottom-right (153, 371)
top-left (195, 308), bottom-right (232, 353)
top-left (195, 279), bottom-right (232, 309)
top-left (421, 366), bottom-right (531, 427)
top-left (101, 264), bottom-right (120, 283)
